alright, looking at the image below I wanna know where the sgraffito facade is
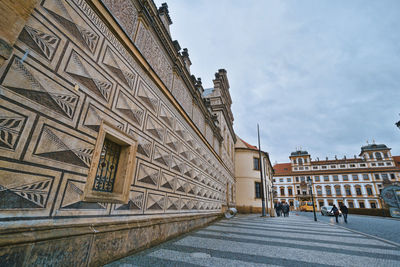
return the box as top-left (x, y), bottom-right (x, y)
top-left (0, 0), bottom-right (235, 265)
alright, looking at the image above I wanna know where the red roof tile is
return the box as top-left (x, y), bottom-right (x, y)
top-left (273, 163), bottom-right (292, 176)
top-left (239, 137), bottom-right (258, 150)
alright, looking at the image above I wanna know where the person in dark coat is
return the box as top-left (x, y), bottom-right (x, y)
top-left (340, 203), bottom-right (348, 223)
top-left (282, 202), bottom-right (290, 217)
top-left (275, 202), bottom-right (282, 217)
top-left (330, 204), bottom-right (340, 223)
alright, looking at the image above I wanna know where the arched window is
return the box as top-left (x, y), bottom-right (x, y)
top-left (316, 186), bottom-right (322, 196)
top-left (375, 152), bottom-right (382, 160)
top-left (366, 185), bottom-right (373, 196)
top-left (344, 185), bottom-right (352, 196)
top-left (334, 185), bottom-right (341, 196)
top-left (325, 185), bottom-right (332, 196)
top-left (355, 185), bottom-right (362, 196)
top-left (298, 158), bottom-right (303, 165)
top-left (293, 159), bottom-right (297, 164)
top-left (304, 158), bottom-right (308, 163)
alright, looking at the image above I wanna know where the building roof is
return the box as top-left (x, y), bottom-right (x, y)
top-left (290, 150), bottom-right (309, 156)
top-left (241, 138), bottom-right (258, 150)
top-left (273, 163), bottom-right (292, 176)
top-left (360, 144), bottom-right (390, 153)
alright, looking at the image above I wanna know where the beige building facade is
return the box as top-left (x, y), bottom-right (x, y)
top-left (235, 137), bottom-right (274, 214)
top-left (273, 144), bottom-right (400, 210)
top-left (0, 0), bottom-right (235, 265)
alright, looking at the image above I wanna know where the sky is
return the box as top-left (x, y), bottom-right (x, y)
top-left (154, 0), bottom-right (400, 164)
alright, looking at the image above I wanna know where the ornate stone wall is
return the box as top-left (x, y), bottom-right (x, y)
top-left (0, 0), bottom-right (236, 238)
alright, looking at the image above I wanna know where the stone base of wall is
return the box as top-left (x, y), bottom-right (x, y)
top-left (0, 213), bottom-right (221, 266)
top-left (236, 205), bottom-right (263, 214)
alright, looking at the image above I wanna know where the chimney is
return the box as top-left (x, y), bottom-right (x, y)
top-left (182, 48), bottom-right (191, 73)
top-left (158, 3), bottom-right (172, 35)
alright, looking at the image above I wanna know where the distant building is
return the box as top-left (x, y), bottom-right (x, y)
top-left (235, 137), bottom-right (274, 214)
top-left (273, 143), bottom-right (400, 210)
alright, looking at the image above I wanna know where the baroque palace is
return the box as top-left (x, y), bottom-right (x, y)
top-left (0, 0), bottom-right (235, 265)
top-left (273, 143), bottom-right (400, 210)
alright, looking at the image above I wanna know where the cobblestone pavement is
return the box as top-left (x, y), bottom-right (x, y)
top-left (297, 211), bottom-right (400, 244)
top-left (106, 214), bottom-right (400, 267)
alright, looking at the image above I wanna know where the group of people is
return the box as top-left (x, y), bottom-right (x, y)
top-left (274, 201), bottom-right (290, 217)
top-left (330, 203), bottom-right (349, 223)
top-left (274, 201), bottom-right (349, 223)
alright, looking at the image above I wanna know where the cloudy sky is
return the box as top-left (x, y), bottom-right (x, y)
top-left (154, 0), bottom-right (400, 163)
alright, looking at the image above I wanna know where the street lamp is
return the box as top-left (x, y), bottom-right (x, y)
top-left (307, 177), bottom-right (317, 221)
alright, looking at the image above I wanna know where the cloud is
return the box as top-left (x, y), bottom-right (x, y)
top-left (155, 0), bottom-right (400, 162)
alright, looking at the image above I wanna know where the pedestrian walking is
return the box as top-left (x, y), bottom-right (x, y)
top-left (282, 202), bottom-right (290, 217)
top-left (340, 203), bottom-right (348, 223)
top-left (330, 204), bottom-right (340, 223)
top-left (275, 202), bottom-right (282, 217)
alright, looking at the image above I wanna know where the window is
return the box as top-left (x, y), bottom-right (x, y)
top-left (371, 163), bottom-right (376, 166)
top-left (331, 165), bottom-right (336, 169)
top-left (319, 201), bottom-right (324, 208)
top-left (345, 186), bottom-right (351, 196)
top-left (296, 177), bottom-right (299, 182)
top-left (363, 174), bottom-right (369, 180)
top-left (350, 164), bottom-right (355, 168)
top-left (328, 200), bottom-right (333, 206)
top-left (335, 186), bottom-right (341, 196)
top-left (375, 152), bottom-right (382, 160)
top-left (340, 164), bottom-right (346, 168)
top-left (313, 166), bottom-right (318, 170)
top-left (324, 176), bottom-right (329, 182)
top-left (326, 186), bottom-right (332, 196)
top-left (386, 162), bottom-right (392, 166)
top-left (343, 175), bottom-right (348, 181)
top-left (305, 167), bottom-right (309, 170)
top-left (253, 157), bottom-right (260, 170)
top-left (348, 201), bottom-right (354, 208)
top-left (359, 201), bottom-right (365, 208)
top-left (298, 158), bottom-right (303, 165)
top-left (289, 200), bottom-right (294, 206)
top-left (352, 174), bottom-right (359, 181)
top-left (83, 121), bottom-right (138, 203)
top-left (287, 178), bottom-right (292, 182)
top-left (279, 178), bottom-right (284, 182)
top-left (366, 187), bottom-right (373, 196)
top-left (255, 182), bottom-right (261, 198)
top-left (370, 202), bottom-right (377, 208)
top-left (355, 187), bottom-right (362, 196)
top-left (294, 167), bottom-right (298, 170)
top-left (383, 152), bottom-right (389, 158)
top-left (390, 173), bottom-right (395, 180)
top-left (273, 179), bottom-right (276, 183)
top-left (317, 187), bottom-right (322, 196)
top-left (333, 175), bottom-right (339, 181)
top-left (382, 173), bottom-right (389, 182)
top-left (375, 174), bottom-right (380, 180)
top-left (378, 162), bottom-right (384, 166)
top-left (288, 188), bottom-right (293, 196)
top-left (314, 176), bottom-right (320, 182)
top-left (322, 166), bottom-right (327, 169)
top-left (280, 187), bottom-right (285, 196)
top-left (299, 167), bottom-right (304, 170)
top-left (360, 163), bottom-right (366, 167)
top-left (300, 176), bottom-right (305, 182)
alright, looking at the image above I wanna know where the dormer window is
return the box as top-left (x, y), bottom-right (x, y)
top-left (383, 152), bottom-right (389, 158)
top-left (375, 152), bottom-right (382, 160)
top-left (298, 158), bottom-right (303, 165)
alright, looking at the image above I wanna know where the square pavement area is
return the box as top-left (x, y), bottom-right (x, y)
top-left (106, 214), bottom-right (400, 267)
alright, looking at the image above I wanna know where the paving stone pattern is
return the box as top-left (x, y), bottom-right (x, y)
top-left (106, 214), bottom-right (400, 267)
